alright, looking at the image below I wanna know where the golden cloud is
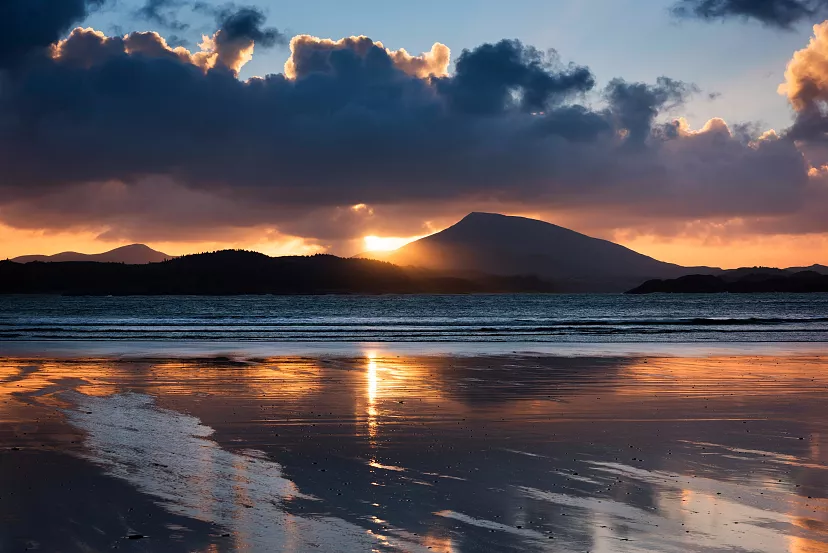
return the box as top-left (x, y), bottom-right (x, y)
top-left (779, 21), bottom-right (828, 111)
top-left (284, 35), bottom-right (450, 79)
top-left (51, 26), bottom-right (257, 74)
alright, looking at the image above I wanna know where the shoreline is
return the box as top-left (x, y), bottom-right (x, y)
top-left (0, 339), bottom-right (827, 360)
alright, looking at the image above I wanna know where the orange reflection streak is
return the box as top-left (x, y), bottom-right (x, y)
top-left (145, 358), bottom-right (323, 400)
top-left (0, 360), bottom-right (120, 404)
top-left (615, 356), bottom-right (828, 400)
top-left (0, 357), bottom-right (325, 406)
top-left (366, 354), bottom-right (379, 442)
top-left (494, 355), bottom-right (828, 425)
top-left (422, 533), bottom-right (455, 553)
top-left (789, 533), bottom-right (828, 553)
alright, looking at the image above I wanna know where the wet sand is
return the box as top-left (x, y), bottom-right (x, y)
top-left (2, 352), bottom-right (828, 552)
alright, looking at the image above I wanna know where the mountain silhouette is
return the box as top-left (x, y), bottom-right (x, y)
top-left (627, 271), bottom-right (828, 294)
top-left (0, 251), bottom-right (557, 295)
top-left (11, 244), bottom-right (172, 264)
top-left (368, 212), bottom-right (719, 292)
top-left (782, 264), bottom-right (828, 275)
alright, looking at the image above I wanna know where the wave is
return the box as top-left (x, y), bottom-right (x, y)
top-left (2, 316), bottom-right (828, 329)
top-left (2, 296), bottom-right (828, 343)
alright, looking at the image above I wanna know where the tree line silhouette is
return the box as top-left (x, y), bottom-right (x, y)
top-left (0, 250), bottom-right (556, 295)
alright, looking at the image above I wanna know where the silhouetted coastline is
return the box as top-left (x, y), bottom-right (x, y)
top-left (0, 250), bottom-right (556, 295)
top-left (627, 270), bottom-right (828, 294)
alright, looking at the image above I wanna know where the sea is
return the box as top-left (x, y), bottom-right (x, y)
top-left (0, 293), bottom-right (826, 344)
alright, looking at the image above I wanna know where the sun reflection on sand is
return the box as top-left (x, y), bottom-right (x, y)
top-left (366, 352), bottom-right (379, 442)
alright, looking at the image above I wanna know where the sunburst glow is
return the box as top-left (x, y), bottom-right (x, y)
top-left (363, 235), bottom-right (419, 252)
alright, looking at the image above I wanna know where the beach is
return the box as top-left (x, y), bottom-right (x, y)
top-left (2, 351), bottom-right (828, 552)
top-left (4, 0), bottom-right (828, 549)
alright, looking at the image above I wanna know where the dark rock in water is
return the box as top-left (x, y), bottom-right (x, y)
top-left (126, 533), bottom-right (145, 540)
top-left (627, 271), bottom-right (828, 294)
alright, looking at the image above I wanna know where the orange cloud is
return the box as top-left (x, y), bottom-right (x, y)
top-left (779, 21), bottom-right (828, 111)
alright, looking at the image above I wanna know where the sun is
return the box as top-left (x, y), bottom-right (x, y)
top-left (363, 235), bottom-right (417, 252)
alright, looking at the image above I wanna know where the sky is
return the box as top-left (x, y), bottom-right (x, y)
top-left (1, 0), bottom-right (827, 268)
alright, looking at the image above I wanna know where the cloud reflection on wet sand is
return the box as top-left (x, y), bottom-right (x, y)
top-left (64, 391), bottom-right (427, 552)
top-left (1, 353), bottom-right (828, 551)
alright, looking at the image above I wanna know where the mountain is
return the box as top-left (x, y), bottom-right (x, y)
top-left (716, 265), bottom-right (828, 282)
top-left (365, 212), bottom-right (719, 292)
top-left (717, 267), bottom-right (790, 281)
top-left (785, 264), bottom-right (828, 275)
top-left (0, 251), bottom-right (557, 295)
top-left (627, 271), bottom-right (828, 294)
top-left (11, 244), bottom-right (172, 264)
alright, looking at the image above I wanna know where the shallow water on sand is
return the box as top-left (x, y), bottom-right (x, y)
top-left (2, 353), bottom-right (828, 552)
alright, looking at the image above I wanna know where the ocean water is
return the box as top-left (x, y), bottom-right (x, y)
top-left (0, 293), bottom-right (827, 343)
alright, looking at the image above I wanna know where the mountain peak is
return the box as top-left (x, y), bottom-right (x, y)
top-left (462, 211), bottom-right (503, 220)
top-left (12, 244), bottom-right (172, 264)
top-left (112, 244), bottom-right (155, 251)
top-left (379, 212), bottom-right (720, 291)
top-left (455, 212), bottom-right (567, 231)
top-left (460, 212), bottom-right (535, 224)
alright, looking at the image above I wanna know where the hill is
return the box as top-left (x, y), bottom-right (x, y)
top-left (788, 264), bottom-right (828, 274)
top-left (0, 251), bottom-right (557, 295)
top-left (11, 244), bottom-right (171, 264)
top-left (365, 212), bottom-right (719, 292)
top-left (717, 265), bottom-right (828, 280)
top-left (627, 271), bottom-right (828, 294)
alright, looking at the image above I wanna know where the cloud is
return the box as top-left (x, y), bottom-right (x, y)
top-left (605, 77), bottom-right (699, 144)
top-left (0, 0), bottom-right (104, 68)
top-left (671, 0), bottom-right (828, 28)
top-left (130, 3), bottom-right (285, 70)
top-left (215, 6), bottom-right (285, 47)
top-left (50, 4), bottom-right (284, 74)
top-left (780, 20), bottom-right (828, 141)
top-left (434, 40), bottom-right (595, 114)
top-left (134, 0), bottom-right (190, 31)
top-left (284, 35), bottom-right (449, 79)
top-left (0, 2), bottom-right (822, 254)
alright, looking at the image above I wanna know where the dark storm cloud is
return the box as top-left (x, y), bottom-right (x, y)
top-left (605, 77), bottom-right (699, 144)
top-left (433, 40), bottom-right (595, 114)
top-left (0, 0), bottom-right (103, 67)
top-left (134, 0), bottom-right (190, 31)
top-left (214, 6), bottom-right (286, 47)
top-left (0, 35), bottom-right (619, 203)
top-left (671, 0), bottom-right (828, 28)
top-left (0, 2), bottom-right (819, 243)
